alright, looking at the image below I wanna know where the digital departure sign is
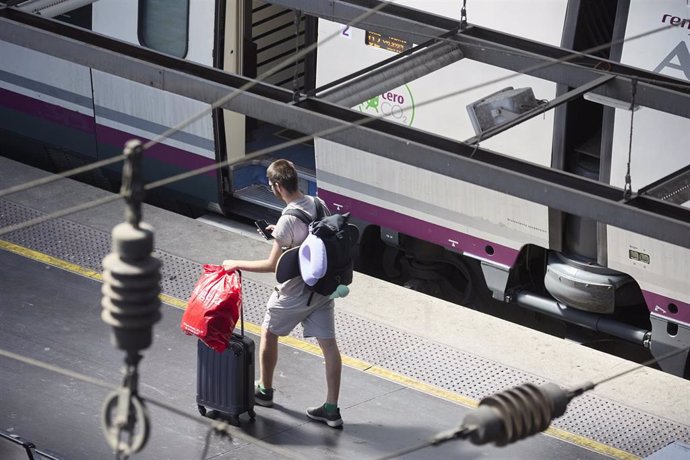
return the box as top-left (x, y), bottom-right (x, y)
top-left (365, 31), bottom-right (412, 53)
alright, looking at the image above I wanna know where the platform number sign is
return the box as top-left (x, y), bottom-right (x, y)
top-left (341, 25), bottom-right (351, 39)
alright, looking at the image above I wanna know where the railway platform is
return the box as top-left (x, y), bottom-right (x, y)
top-left (1, 156), bottom-right (689, 459)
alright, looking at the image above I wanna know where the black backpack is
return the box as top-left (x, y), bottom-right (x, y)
top-left (284, 197), bottom-right (359, 299)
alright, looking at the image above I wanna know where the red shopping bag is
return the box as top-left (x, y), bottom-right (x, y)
top-left (180, 264), bottom-right (241, 353)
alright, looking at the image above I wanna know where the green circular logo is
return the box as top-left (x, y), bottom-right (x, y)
top-left (357, 84), bottom-right (415, 127)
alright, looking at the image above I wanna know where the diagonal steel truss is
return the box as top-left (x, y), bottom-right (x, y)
top-left (0, 4), bottom-right (689, 248)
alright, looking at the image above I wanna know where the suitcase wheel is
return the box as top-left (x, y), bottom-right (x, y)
top-left (197, 405), bottom-right (207, 417)
top-left (249, 409), bottom-right (256, 420)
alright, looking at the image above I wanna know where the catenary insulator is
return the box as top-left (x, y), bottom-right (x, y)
top-left (121, 139), bottom-right (144, 228)
top-left (463, 382), bottom-right (570, 446)
top-left (101, 221), bottom-right (161, 354)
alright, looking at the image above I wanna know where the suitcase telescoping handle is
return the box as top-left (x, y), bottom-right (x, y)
top-left (237, 269), bottom-right (244, 338)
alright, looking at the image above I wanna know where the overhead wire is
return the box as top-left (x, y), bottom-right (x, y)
top-left (312, 11), bottom-right (687, 95)
top-left (0, 155), bottom-right (126, 200)
top-left (0, 3), bottom-right (688, 457)
top-left (377, 345), bottom-right (690, 459)
top-left (0, 13), bottom-right (682, 239)
top-left (378, 425), bottom-right (471, 459)
top-left (0, 347), bottom-right (116, 391)
top-left (0, 193), bottom-right (121, 237)
top-left (588, 345), bottom-right (690, 388)
top-left (0, 346), bottom-right (305, 460)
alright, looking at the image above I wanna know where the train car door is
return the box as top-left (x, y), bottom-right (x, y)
top-left (219, 0), bottom-right (317, 216)
top-left (219, 0), bottom-right (316, 162)
top-left (218, 0), bottom-right (246, 165)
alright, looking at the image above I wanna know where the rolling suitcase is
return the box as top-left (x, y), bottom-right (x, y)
top-left (196, 298), bottom-right (256, 424)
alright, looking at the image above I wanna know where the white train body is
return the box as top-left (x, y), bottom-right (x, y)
top-left (313, 0), bottom-right (690, 373)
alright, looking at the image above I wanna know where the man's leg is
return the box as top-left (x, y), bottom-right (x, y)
top-left (254, 326), bottom-right (279, 407)
top-left (306, 337), bottom-right (343, 427)
top-left (316, 337), bottom-right (342, 404)
top-left (303, 303), bottom-right (343, 427)
top-left (259, 326), bottom-right (279, 389)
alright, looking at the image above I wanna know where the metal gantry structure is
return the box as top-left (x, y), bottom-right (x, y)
top-left (0, 3), bottom-right (689, 248)
top-left (1, 3), bottom-right (690, 457)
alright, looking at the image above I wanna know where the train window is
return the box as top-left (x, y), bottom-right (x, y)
top-left (138, 0), bottom-right (189, 58)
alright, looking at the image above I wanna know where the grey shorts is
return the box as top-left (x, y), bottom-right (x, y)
top-left (262, 289), bottom-right (335, 338)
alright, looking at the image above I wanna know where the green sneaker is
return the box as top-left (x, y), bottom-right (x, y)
top-left (306, 404), bottom-right (343, 428)
top-left (254, 385), bottom-right (274, 407)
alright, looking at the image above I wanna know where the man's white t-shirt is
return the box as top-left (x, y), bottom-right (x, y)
top-left (272, 195), bottom-right (329, 297)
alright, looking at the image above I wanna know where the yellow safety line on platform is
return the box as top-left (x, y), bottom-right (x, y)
top-left (545, 426), bottom-right (639, 459)
top-left (0, 240), bottom-right (103, 281)
top-left (0, 239), bottom-right (641, 460)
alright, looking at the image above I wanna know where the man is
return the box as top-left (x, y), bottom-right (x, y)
top-left (222, 159), bottom-right (343, 428)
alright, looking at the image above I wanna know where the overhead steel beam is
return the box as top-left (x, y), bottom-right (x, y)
top-left (17, 0), bottom-right (99, 17)
top-left (267, 0), bottom-right (690, 119)
top-left (0, 10), bottom-right (689, 249)
top-left (641, 165), bottom-right (690, 205)
top-left (321, 41), bottom-right (463, 107)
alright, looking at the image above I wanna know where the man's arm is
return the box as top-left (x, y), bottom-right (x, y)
top-left (222, 240), bottom-right (283, 273)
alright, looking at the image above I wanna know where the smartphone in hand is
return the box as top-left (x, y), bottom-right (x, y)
top-left (254, 219), bottom-right (274, 240)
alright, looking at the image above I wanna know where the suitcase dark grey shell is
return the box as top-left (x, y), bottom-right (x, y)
top-left (196, 302), bottom-right (255, 424)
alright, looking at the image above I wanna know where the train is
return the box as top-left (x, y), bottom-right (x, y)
top-left (0, 0), bottom-right (688, 377)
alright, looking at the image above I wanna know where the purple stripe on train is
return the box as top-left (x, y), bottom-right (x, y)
top-left (318, 188), bottom-right (520, 267)
top-left (95, 125), bottom-right (216, 177)
top-left (0, 87), bottom-right (216, 177)
top-left (642, 291), bottom-right (690, 325)
top-left (0, 87), bottom-right (95, 133)
top-left (319, 189), bottom-right (690, 325)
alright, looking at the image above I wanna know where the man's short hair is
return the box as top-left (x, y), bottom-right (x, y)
top-left (267, 159), bottom-right (299, 194)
